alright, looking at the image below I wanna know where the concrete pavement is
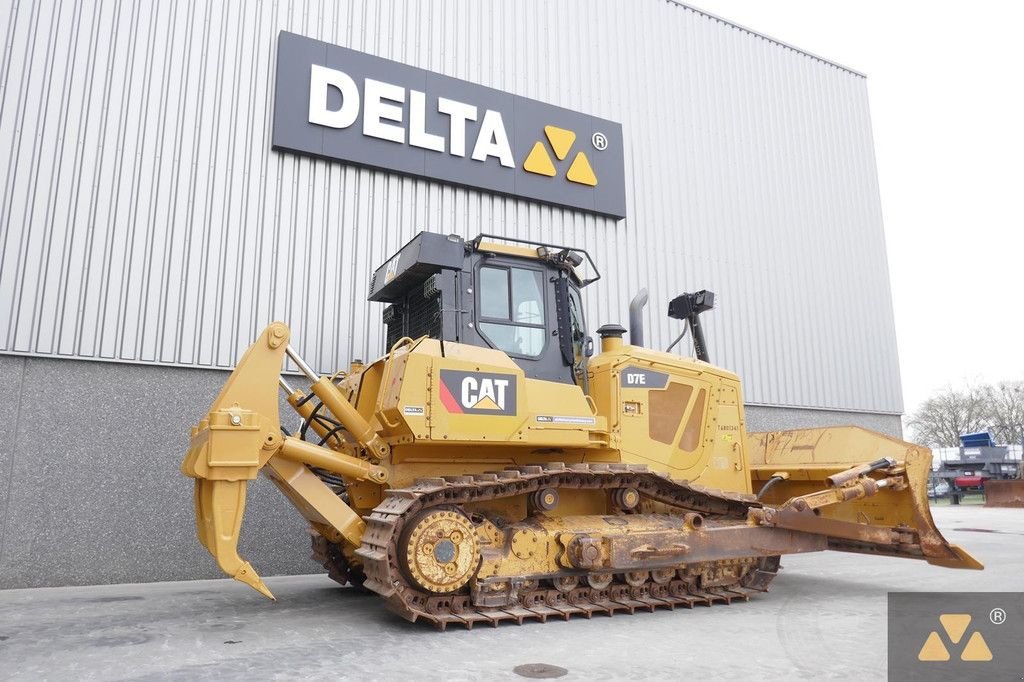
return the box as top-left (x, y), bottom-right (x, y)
top-left (1, 506), bottom-right (1021, 681)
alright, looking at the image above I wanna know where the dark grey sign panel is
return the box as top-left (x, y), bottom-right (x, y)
top-left (888, 592), bottom-right (1022, 680)
top-left (272, 31), bottom-right (627, 219)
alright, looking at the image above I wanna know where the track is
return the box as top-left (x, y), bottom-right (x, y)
top-left (349, 462), bottom-right (781, 630)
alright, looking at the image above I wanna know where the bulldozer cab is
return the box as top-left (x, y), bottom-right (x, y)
top-left (368, 233), bottom-right (598, 385)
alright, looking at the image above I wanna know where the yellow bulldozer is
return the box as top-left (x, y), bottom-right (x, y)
top-left (182, 232), bottom-right (980, 629)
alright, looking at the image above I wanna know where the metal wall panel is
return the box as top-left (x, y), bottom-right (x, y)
top-left (0, 0), bottom-right (903, 413)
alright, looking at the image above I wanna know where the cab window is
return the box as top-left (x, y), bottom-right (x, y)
top-left (478, 265), bottom-right (546, 357)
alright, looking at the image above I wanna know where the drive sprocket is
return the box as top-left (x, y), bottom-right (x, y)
top-left (399, 508), bottom-right (480, 593)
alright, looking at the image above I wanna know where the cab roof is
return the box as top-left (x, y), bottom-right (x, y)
top-left (368, 231), bottom-right (600, 303)
top-left (470, 234), bottom-right (600, 287)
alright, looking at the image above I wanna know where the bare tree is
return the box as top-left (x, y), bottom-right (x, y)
top-left (906, 385), bottom-right (990, 447)
top-left (982, 381), bottom-right (1024, 447)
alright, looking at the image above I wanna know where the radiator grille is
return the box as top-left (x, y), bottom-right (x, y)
top-left (385, 283), bottom-right (441, 349)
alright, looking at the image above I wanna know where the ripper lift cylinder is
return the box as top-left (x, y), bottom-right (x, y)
top-left (285, 345), bottom-right (390, 461)
top-left (280, 377), bottom-right (345, 450)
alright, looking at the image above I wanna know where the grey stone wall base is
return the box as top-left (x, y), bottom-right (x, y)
top-left (0, 356), bottom-right (311, 590)
top-left (0, 357), bottom-right (903, 589)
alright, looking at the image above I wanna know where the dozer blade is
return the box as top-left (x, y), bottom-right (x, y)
top-left (983, 479), bottom-right (1024, 508)
top-left (747, 426), bottom-right (982, 570)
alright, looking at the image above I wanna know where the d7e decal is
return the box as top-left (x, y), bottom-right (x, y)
top-left (620, 366), bottom-right (669, 389)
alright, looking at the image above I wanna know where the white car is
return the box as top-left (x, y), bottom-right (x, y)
top-left (928, 480), bottom-right (951, 498)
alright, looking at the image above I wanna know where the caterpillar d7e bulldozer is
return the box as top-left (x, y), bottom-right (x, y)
top-left (181, 232), bottom-right (980, 629)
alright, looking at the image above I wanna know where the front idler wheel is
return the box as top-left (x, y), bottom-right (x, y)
top-left (399, 508), bottom-right (480, 594)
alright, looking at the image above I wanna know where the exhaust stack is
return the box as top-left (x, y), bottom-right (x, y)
top-left (628, 289), bottom-right (649, 347)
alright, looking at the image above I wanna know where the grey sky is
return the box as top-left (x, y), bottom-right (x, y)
top-left (692, 0), bottom-right (1024, 414)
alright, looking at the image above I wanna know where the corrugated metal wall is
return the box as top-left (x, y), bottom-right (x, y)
top-left (0, 0), bottom-right (902, 414)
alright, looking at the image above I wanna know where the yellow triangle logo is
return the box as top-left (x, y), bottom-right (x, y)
top-left (960, 632), bottom-right (993, 661)
top-left (523, 142), bottom-right (556, 177)
top-left (918, 614), bottom-right (995, 663)
top-left (471, 395), bottom-right (501, 410)
top-left (917, 631), bottom-right (950, 661)
top-left (566, 151), bottom-right (597, 186)
top-left (939, 614), bottom-right (971, 644)
top-left (544, 125), bottom-right (576, 161)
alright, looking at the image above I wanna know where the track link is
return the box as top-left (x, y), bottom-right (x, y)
top-left (355, 462), bottom-right (780, 629)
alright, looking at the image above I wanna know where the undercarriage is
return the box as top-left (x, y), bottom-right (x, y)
top-left (307, 462), bottom-right (867, 629)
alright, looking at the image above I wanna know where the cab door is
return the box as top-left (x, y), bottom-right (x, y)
top-left (465, 256), bottom-right (575, 384)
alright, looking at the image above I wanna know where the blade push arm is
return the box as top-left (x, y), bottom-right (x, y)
top-left (751, 452), bottom-right (982, 569)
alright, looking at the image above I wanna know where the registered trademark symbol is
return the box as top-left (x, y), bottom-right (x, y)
top-left (990, 607), bottom-right (1006, 625)
top-left (592, 132), bottom-right (608, 151)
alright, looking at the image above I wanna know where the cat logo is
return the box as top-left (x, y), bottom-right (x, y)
top-left (917, 614), bottom-right (993, 662)
top-left (439, 370), bottom-right (517, 416)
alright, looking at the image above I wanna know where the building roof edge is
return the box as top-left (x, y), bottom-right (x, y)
top-left (670, 1), bottom-right (867, 78)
